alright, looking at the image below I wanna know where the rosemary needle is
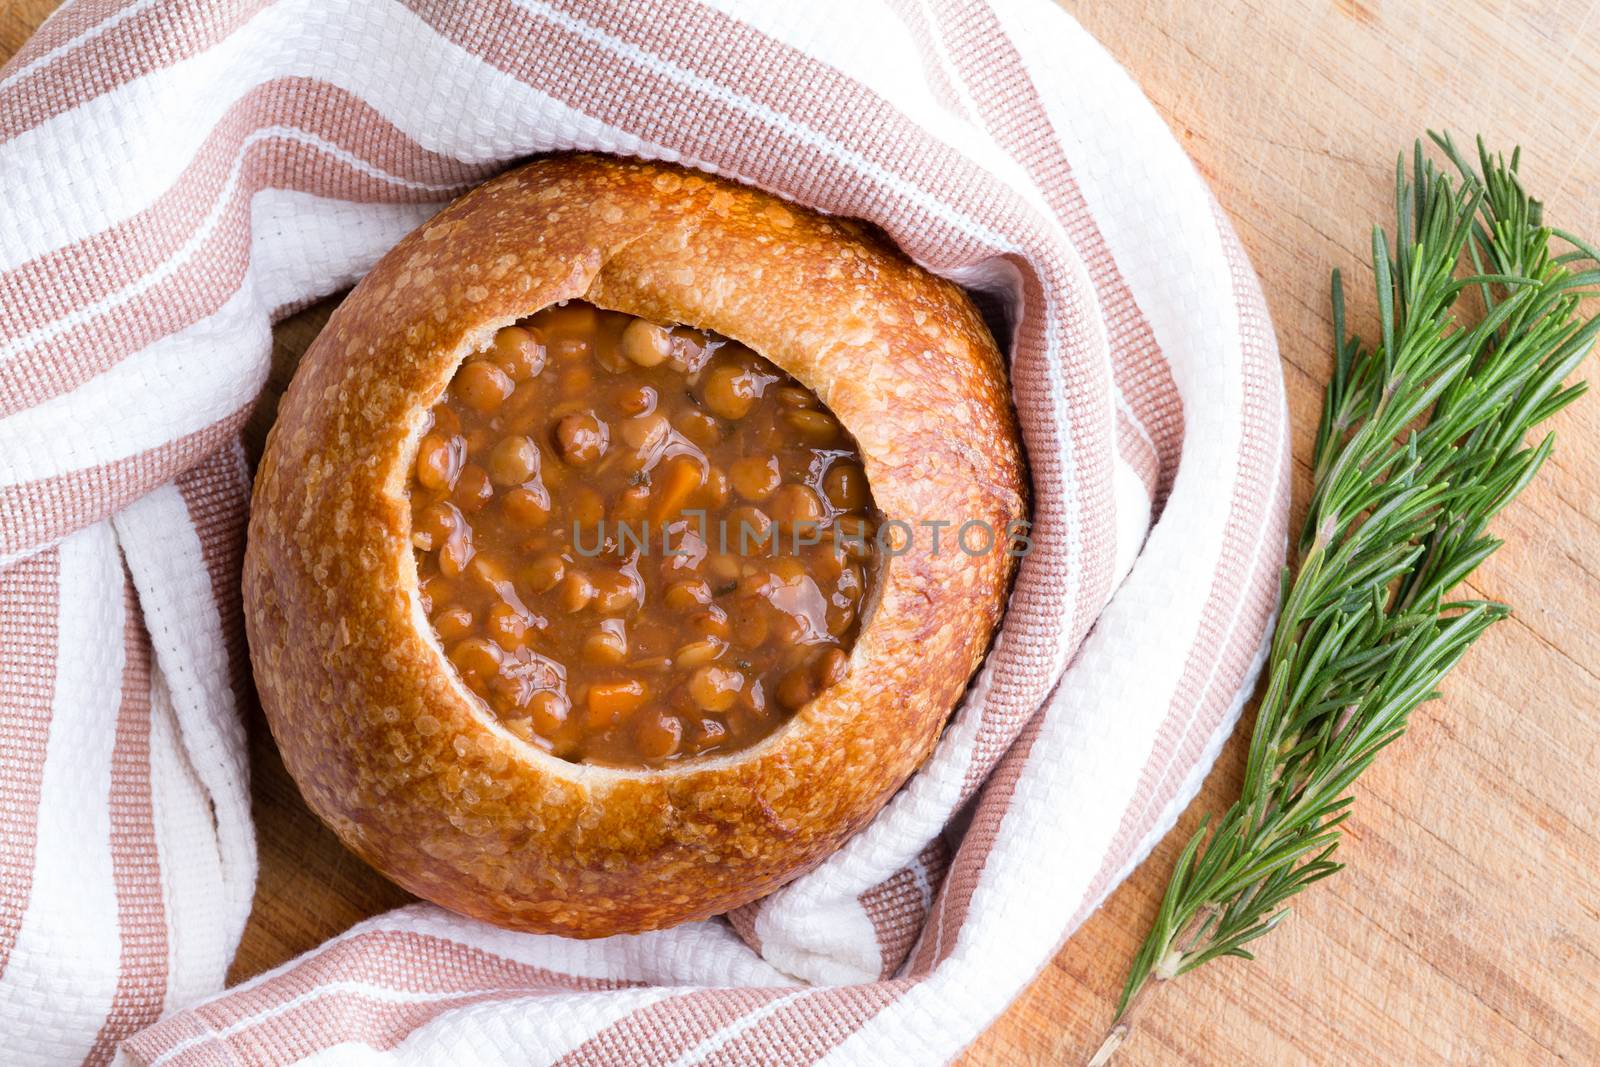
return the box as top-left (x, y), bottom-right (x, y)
top-left (1101, 133), bottom-right (1600, 1057)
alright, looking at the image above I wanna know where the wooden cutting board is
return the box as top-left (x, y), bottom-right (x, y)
top-left (5, 1), bottom-right (1596, 1062)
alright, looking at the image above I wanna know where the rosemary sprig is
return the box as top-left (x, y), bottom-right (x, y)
top-left (1097, 133), bottom-right (1600, 1060)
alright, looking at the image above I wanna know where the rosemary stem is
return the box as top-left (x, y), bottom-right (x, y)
top-left (1101, 132), bottom-right (1597, 1057)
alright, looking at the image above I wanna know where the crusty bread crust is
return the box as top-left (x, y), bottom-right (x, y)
top-left (244, 154), bottom-right (1026, 936)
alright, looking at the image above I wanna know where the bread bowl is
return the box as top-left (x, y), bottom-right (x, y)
top-left (243, 153), bottom-right (1027, 937)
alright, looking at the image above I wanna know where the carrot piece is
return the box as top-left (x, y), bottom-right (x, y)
top-left (650, 455), bottom-right (704, 523)
top-left (585, 679), bottom-right (649, 727)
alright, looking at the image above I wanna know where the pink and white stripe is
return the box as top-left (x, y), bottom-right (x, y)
top-left (0, 1), bottom-right (1288, 1063)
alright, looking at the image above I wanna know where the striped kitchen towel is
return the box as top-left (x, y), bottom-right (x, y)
top-left (0, 1), bottom-right (1289, 1064)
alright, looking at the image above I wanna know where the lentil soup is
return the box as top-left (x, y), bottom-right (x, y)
top-left (409, 301), bottom-right (881, 766)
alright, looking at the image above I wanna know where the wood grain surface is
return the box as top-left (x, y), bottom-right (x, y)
top-left (4, 1), bottom-right (1596, 1063)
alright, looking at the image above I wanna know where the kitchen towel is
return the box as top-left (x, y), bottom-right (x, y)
top-left (0, 0), bottom-right (1289, 1063)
